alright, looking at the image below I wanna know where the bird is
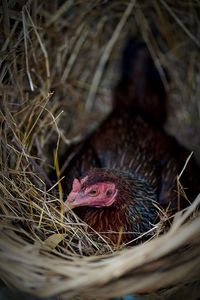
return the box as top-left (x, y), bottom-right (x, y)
top-left (61, 38), bottom-right (199, 246)
top-left (66, 168), bottom-right (158, 244)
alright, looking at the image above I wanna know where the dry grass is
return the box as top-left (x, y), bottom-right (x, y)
top-left (0, 0), bottom-right (200, 299)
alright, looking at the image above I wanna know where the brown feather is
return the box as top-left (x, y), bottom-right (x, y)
top-left (61, 39), bottom-right (200, 246)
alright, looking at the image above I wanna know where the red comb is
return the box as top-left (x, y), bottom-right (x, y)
top-left (72, 178), bottom-right (81, 192)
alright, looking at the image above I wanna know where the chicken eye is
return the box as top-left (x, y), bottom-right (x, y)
top-left (106, 189), bottom-right (113, 197)
top-left (88, 189), bottom-right (99, 196)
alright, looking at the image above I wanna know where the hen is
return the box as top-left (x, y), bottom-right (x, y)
top-left (66, 168), bottom-right (158, 244)
top-left (61, 39), bottom-right (199, 245)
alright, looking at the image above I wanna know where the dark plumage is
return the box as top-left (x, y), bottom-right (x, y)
top-left (66, 168), bottom-right (158, 244)
top-left (61, 39), bottom-right (200, 245)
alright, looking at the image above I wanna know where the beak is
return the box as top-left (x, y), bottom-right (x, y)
top-left (64, 200), bottom-right (77, 211)
top-left (64, 192), bottom-right (80, 211)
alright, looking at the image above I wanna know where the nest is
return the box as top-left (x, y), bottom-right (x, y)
top-left (0, 1), bottom-right (200, 299)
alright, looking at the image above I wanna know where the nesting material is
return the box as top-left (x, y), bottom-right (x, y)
top-left (0, 1), bottom-right (200, 299)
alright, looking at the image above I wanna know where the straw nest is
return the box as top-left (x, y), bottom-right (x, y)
top-left (0, 1), bottom-right (200, 299)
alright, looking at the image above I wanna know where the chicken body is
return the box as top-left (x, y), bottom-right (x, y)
top-left (61, 39), bottom-right (199, 245)
top-left (69, 168), bottom-right (158, 245)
